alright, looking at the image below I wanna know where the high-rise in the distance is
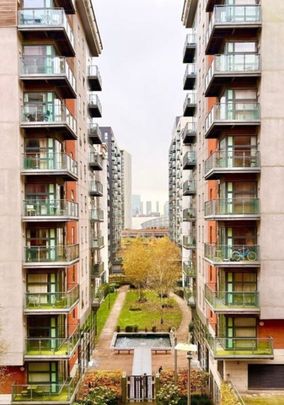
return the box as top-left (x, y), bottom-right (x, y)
top-left (132, 194), bottom-right (142, 216)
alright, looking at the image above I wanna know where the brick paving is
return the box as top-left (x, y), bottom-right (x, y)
top-left (91, 287), bottom-right (193, 374)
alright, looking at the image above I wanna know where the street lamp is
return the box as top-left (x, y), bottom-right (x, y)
top-left (174, 343), bottom-right (197, 405)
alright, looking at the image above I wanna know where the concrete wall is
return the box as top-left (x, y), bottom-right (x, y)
top-left (121, 150), bottom-right (132, 230)
top-left (259, 0), bottom-right (284, 319)
top-left (0, 28), bottom-right (24, 366)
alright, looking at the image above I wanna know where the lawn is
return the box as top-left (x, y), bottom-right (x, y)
top-left (96, 292), bottom-right (118, 339)
top-left (117, 290), bottom-right (182, 331)
top-left (243, 395), bottom-right (284, 404)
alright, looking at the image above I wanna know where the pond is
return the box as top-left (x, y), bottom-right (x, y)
top-left (112, 332), bottom-right (172, 350)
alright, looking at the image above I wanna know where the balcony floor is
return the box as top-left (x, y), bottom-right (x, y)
top-left (183, 45), bottom-right (196, 64)
top-left (204, 167), bottom-right (261, 180)
top-left (23, 258), bottom-right (79, 269)
top-left (20, 76), bottom-right (76, 99)
top-left (20, 122), bottom-right (77, 141)
top-left (204, 257), bottom-right (260, 268)
top-left (205, 73), bottom-right (261, 98)
top-left (205, 121), bottom-right (260, 139)
top-left (21, 169), bottom-right (78, 181)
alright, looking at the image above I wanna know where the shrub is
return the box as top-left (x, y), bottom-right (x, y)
top-left (157, 383), bottom-right (180, 405)
top-left (174, 287), bottom-right (184, 299)
top-left (129, 305), bottom-right (142, 311)
top-left (125, 325), bottom-right (133, 332)
top-left (116, 326), bottom-right (120, 333)
top-left (76, 386), bottom-right (117, 405)
top-left (133, 325), bottom-right (138, 332)
top-left (76, 370), bottom-right (122, 401)
top-left (159, 369), bottom-right (209, 397)
top-left (152, 326), bottom-right (157, 332)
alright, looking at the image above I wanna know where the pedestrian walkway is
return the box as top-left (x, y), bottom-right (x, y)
top-left (91, 286), bottom-right (193, 374)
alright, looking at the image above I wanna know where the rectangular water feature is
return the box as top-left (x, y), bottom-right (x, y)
top-left (112, 332), bottom-right (173, 351)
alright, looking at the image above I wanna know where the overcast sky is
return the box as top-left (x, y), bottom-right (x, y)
top-left (94, 0), bottom-right (185, 205)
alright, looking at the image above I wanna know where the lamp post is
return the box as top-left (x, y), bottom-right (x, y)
top-left (174, 343), bottom-right (197, 405)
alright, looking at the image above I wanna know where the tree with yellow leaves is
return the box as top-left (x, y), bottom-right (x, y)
top-left (121, 238), bottom-right (152, 301)
top-left (148, 237), bottom-right (181, 323)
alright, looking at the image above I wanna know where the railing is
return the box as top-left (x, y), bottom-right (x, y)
top-left (18, 8), bottom-right (74, 48)
top-left (205, 284), bottom-right (259, 309)
top-left (90, 180), bottom-right (103, 195)
top-left (205, 150), bottom-right (260, 173)
top-left (12, 370), bottom-right (80, 402)
top-left (207, 5), bottom-right (261, 41)
top-left (183, 180), bottom-right (196, 194)
top-left (21, 102), bottom-right (77, 133)
top-left (91, 236), bottom-right (104, 249)
top-left (89, 152), bottom-right (103, 167)
top-left (205, 102), bottom-right (260, 131)
top-left (207, 336), bottom-right (273, 358)
top-left (92, 262), bottom-right (105, 277)
top-left (183, 91), bottom-right (196, 110)
top-left (23, 199), bottom-right (78, 218)
top-left (183, 151), bottom-right (196, 167)
top-left (206, 53), bottom-right (260, 88)
top-left (25, 328), bottom-right (79, 357)
top-left (205, 198), bottom-right (260, 217)
top-left (25, 285), bottom-right (79, 310)
top-left (88, 64), bottom-right (102, 83)
top-left (184, 63), bottom-right (196, 81)
top-left (89, 93), bottom-right (102, 111)
top-left (183, 30), bottom-right (196, 53)
top-left (183, 208), bottom-right (195, 221)
top-left (89, 122), bottom-right (102, 139)
top-left (23, 151), bottom-right (78, 176)
top-left (20, 55), bottom-right (76, 90)
top-left (90, 208), bottom-right (104, 221)
top-left (204, 244), bottom-right (259, 262)
top-left (25, 244), bottom-right (79, 263)
top-left (182, 122), bottom-right (196, 141)
top-left (183, 236), bottom-right (196, 248)
top-left (183, 261), bottom-right (196, 277)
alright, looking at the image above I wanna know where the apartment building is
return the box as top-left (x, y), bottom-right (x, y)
top-left (120, 150), bottom-right (132, 230)
top-left (0, 1), bottom-right (107, 403)
top-left (100, 127), bottom-right (124, 271)
top-left (177, 0), bottom-right (284, 401)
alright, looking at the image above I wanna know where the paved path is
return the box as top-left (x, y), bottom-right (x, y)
top-left (91, 287), bottom-right (193, 374)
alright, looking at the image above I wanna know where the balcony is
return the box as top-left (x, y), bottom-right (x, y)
top-left (91, 236), bottom-right (104, 249)
top-left (24, 285), bottom-right (79, 314)
top-left (21, 103), bottom-right (77, 140)
top-left (183, 208), bottom-right (196, 222)
top-left (183, 236), bottom-right (196, 249)
top-left (204, 150), bottom-right (260, 179)
top-left (206, 0), bottom-right (223, 12)
top-left (183, 180), bottom-right (196, 196)
top-left (22, 152), bottom-right (78, 180)
top-left (24, 244), bottom-right (79, 268)
top-left (88, 63), bottom-right (102, 91)
top-left (206, 5), bottom-right (262, 55)
top-left (90, 180), bottom-right (103, 196)
top-left (205, 54), bottom-right (261, 97)
top-left (183, 64), bottom-right (196, 90)
top-left (183, 92), bottom-right (196, 116)
top-left (205, 284), bottom-right (259, 314)
top-left (22, 199), bottom-right (79, 222)
top-left (183, 261), bottom-right (196, 278)
top-left (90, 208), bottom-right (104, 222)
top-left (92, 262), bottom-right (105, 278)
top-left (183, 31), bottom-right (196, 63)
top-left (89, 152), bottom-right (103, 170)
top-left (88, 93), bottom-right (102, 117)
top-left (182, 122), bottom-right (196, 144)
top-left (12, 372), bottom-right (80, 404)
top-left (56, 0), bottom-right (76, 14)
top-left (204, 198), bottom-right (260, 221)
top-left (25, 329), bottom-right (79, 360)
top-left (183, 151), bottom-right (196, 170)
top-left (204, 243), bottom-right (260, 267)
top-left (205, 102), bottom-right (260, 139)
top-left (207, 336), bottom-right (273, 359)
top-left (18, 8), bottom-right (75, 56)
top-left (89, 122), bottom-right (102, 144)
top-left (20, 55), bottom-right (76, 99)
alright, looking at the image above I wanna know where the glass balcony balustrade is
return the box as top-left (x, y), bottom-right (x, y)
top-left (12, 369), bottom-right (80, 403)
top-left (204, 198), bottom-right (260, 218)
top-left (90, 208), bottom-right (104, 222)
top-left (205, 150), bottom-right (260, 177)
top-left (205, 284), bottom-right (259, 310)
top-left (23, 199), bottom-right (78, 219)
top-left (18, 8), bottom-right (75, 50)
top-left (90, 180), bottom-right (103, 196)
top-left (204, 243), bottom-right (259, 264)
top-left (183, 208), bottom-right (196, 221)
top-left (22, 152), bottom-right (78, 178)
top-left (207, 336), bottom-right (273, 359)
top-left (25, 285), bottom-right (79, 312)
top-left (183, 151), bottom-right (196, 169)
top-left (25, 244), bottom-right (79, 264)
top-left (21, 102), bottom-right (77, 137)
